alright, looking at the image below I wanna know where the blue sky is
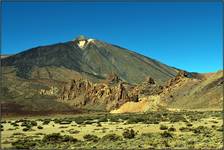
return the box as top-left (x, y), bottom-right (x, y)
top-left (2, 2), bottom-right (222, 73)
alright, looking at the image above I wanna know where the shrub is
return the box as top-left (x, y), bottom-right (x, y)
top-left (1, 120), bottom-right (6, 124)
top-left (42, 119), bottom-right (51, 125)
top-left (169, 114), bottom-right (187, 123)
top-left (30, 121), bottom-right (37, 126)
top-left (42, 133), bottom-right (78, 144)
top-left (168, 126), bottom-right (176, 132)
top-left (210, 120), bottom-right (218, 124)
top-left (98, 116), bottom-right (108, 122)
top-left (12, 139), bottom-right (37, 149)
top-left (21, 122), bottom-right (29, 127)
top-left (102, 134), bottom-right (122, 141)
top-left (161, 131), bottom-right (173, 138)
top-left (42, 133), bottom-right (77, 143)
top-left (186, 123), bottom-right (193, 127)
top-left (127, 117), bottom-right (145, 124)
top-left (23, 127), bottom-right (31, 132)
top-left (141, 133), bottom-right (154, 138)
top-left (83, 134), bottom-right (99, 142)
top-left (11, 122), bottom-right (19, 127)
top-left (8, 128), bottom-right (16, 131)
top-left (68, 129), bottom-right (80, 134)
top-left (217, 127), bottom-right (223, 132)
top-left (160, 125), bottom-right (168, 130)
top-left (37, 126), bottom-right (43, 129)
top-left (74, 117), bottom-right (85, 124)
top-left (96, 122), bottom-right (102, 127)
top-left (62, 135), bottom-right (78, 142)
top-left (53, 119), bottom-right (61, 124)
top-left (21, 121), bottom-right (34, 129)
top-left (122, 129), bottom-right (136, 139)
top-left (42, 133), bottom-right (63, 143)
top-left (192, 126), bottom-right (209, 134)
top-left (179, 127), bottom-right (192, 132)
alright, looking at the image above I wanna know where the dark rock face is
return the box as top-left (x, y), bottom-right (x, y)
top-left (60, 79), bottom-right (92, 100)
top-left (176, 70), bottom-right (189, 78)
top-left (130, 76), bottom-right (163, 97)
top-left (106, 73), bottom-right (121, 84)
top-left (165, 71), bottom-right (191, 87)
top-left (59, 75), bottom-right (165, 110)
top-left (145, 77), bottom-right (156, 85)
top-left (59, 77), bottom-right (131, 110)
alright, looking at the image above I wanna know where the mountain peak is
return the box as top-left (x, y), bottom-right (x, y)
top-left (73, 35), bottom-right (95, 49)
top-left (76, 35), bottom-right (87, 40)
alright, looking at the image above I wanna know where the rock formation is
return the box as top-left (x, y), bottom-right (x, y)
top-left (58, 76), bottom-right (132, 110)
top-left (39, 86), bottom-right (59, 96)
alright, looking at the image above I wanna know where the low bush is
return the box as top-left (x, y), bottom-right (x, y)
top-left (168, 126), bottom-right (176, 132)
top-left (179, 127), bottom-right (192, 132)
top-left (169, 114), bottom-right (187, 123)
top-left (217, 127), bottom-right (223, 132)
top-left (30, 121), bottom-right (38, 126)
top-left (42, 119), bottom-right (51, 125)
top-left (161, 131), bottom-right (173, 138)
top-left (1, 120), bottom-right (6, 124)
top-left (42, 133), bottom-right (77, 143)
top-left (68, 129), bottom-right (80, 134)
top-left (101, 134), bottom-right (122, 141)
top-left (210, 120), bottom-right (218, 124)
top-left (141, 133), bottom-right (154, 138)
top-left (98, 116), bottom-right (108, 122)
top-left (74, 117), bottom-right (86, 124)
top-left (61, 135), bottom-right (78, 142)
top-left (42, 133), bottom-right (63, 143)
top-left (186, 123), bottom-right (193, 127)
top-left (160, 125), bottom-right (168, 130)
top-left (96, 122), bottom-right (102, 127)
top-left (127, 117), bottom-right (145, 124)
top-left (122, 129), bottom-right (136, 139)
top-left (11, 122), bottom-right (19, 127)
top-left (192, 126), bottom-right (209, 134)
top-left (12, 139), bottom-right (37, 149)
top-left (37, 126), bottom-right (43, 129)
top-left (83, 134), bottom-right (99, 142)
top-left (23, 127), bottom-right (31, 132)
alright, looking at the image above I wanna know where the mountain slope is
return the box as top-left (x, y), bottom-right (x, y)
top-left (2, 35), bottom-right (178, 84)
top-left (162, 70), bottom-right (223, 110)
top-left (109, 70), bottom-right (223, 113)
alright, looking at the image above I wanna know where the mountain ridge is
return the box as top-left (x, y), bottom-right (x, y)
top-left (2, 36), bottom-right (178, 84)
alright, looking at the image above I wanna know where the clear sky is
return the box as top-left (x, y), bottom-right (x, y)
top-left (2, 2), bottom-right (222, 73)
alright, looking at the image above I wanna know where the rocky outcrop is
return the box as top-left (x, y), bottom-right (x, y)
top-left (59, 79), bottom-right (92, 100)
top-left (110, 95), bottom-right (162, 113)
top-left (105, 73), bottom-right (121, 84)
top-left (166, 70), bottom-right (191, 87)
top-left (130, 76), bottom-right (163, 97)
top-left (40, 86), bottom-right (59, 96)
top-left (58, 77), bottom-right (132, 110)
top-left (145, 76), bottom-right (156, 85)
